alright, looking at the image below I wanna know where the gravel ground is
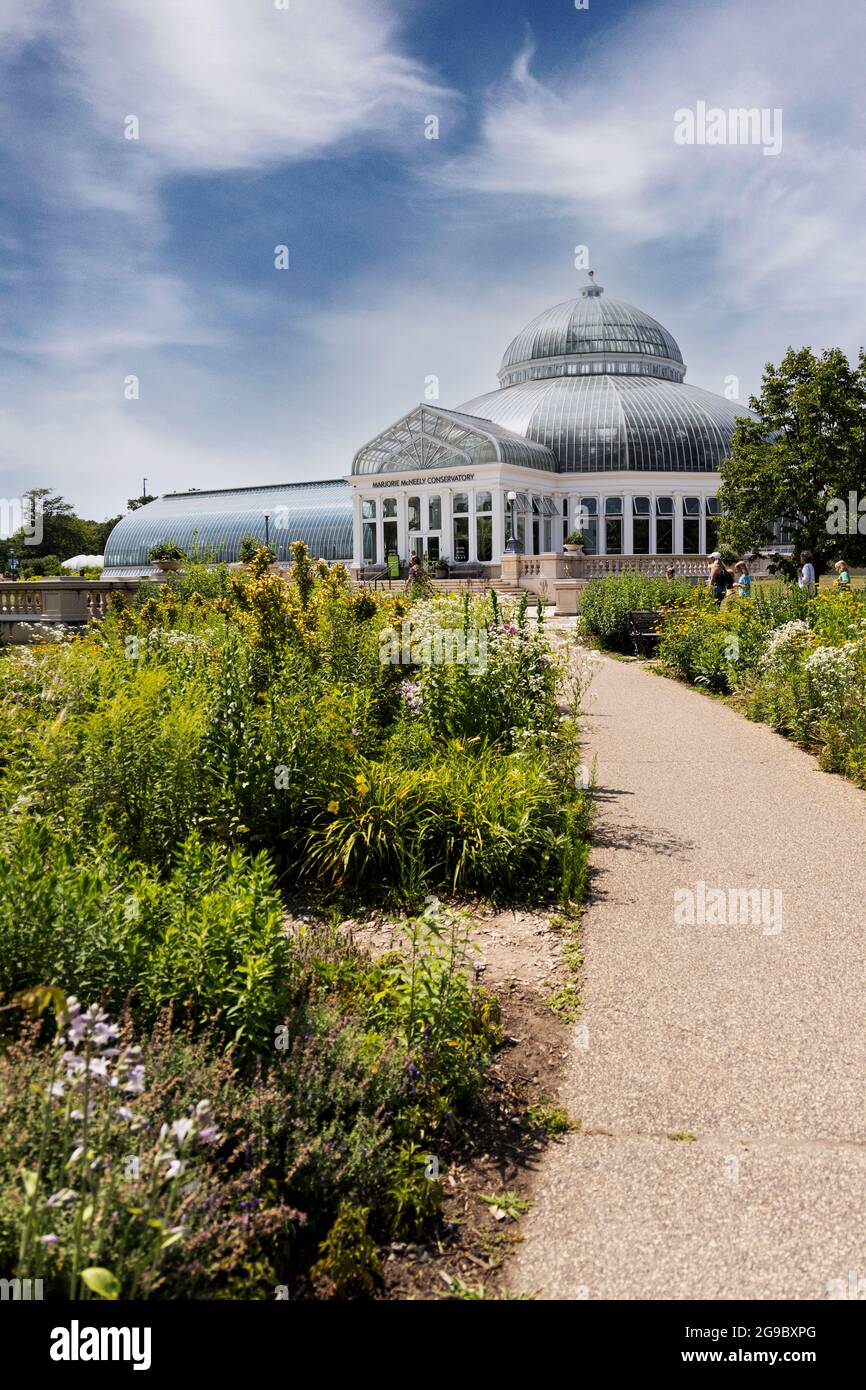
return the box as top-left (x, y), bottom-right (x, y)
top-left (511, 654), bottom-right (866, 1301)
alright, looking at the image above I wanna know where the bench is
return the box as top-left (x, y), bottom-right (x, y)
top-left (627, 609), bottom-right (662, 655)
top-left (446, 562), bottom-right (486, 579)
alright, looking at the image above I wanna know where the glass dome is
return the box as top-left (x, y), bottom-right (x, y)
top-left (498, 283), bottom-right (685, 387)
top-left (458, 374), bottom-right (746, 474)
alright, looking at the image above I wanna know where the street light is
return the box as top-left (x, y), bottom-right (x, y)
top-left (504, 490), bottom-right (519, 554)
top-left (263, 511), bottom-right (271, 549)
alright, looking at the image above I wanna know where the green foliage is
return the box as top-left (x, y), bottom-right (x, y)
top-left (718, 345), bottom-right (866, 575)
top-left (239, 535), bottom-right (274, 564)
top-left (311, 1202), bottom-right (381, 1295)
top-left (579, 573), bottom-right (698, 651)
top-left (148, 538), bottom-right (187, 563)
top-left (0, 823), bottom-right (292, 1053)
top-left (0, 562), bottom-right (594, 1297)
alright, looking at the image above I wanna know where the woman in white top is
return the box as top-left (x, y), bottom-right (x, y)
top-left (797, 550), bottom-right (816, 594)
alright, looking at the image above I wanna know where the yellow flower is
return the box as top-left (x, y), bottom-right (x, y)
top-left (327, 800), bottom-right (340, 815)
top-left (355, 773), bottom-right (370, 796)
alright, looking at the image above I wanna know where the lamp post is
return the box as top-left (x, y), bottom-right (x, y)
top-left (263, 511), bottom-right (270, 549)
top-left (504, 490), bottom-right (519, 554)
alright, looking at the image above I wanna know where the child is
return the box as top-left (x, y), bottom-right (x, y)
top-left (834, 559), bottom-right (851, 588)
top-left (734, 561), bottom-right (751, 599)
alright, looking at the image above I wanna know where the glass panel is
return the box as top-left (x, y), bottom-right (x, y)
top-left (426, 536), bottom-right (440, 563)
top-left (580, 497), bottom-right (598, 515)
top-left (656, 497), bottom-right (674, 516)
top-left (683, 496), bottom-right (701, 516)
top-left (383, 520), bottom-right (398, 555)
top-left (428, 495), bottom-right (441, 529)
top-left (706, 496), bottom-right (721, 515)
top-left (656, 518), bottom-right (673, 553)
top-left (453, 493), bottom-right (469, 514)
top-left (605, 497), bottom-right (623, 515)
top-left (362, 521), bottom-right (377, 562)
top-left (408, 495), bottom-right (420, 531)
top-left (582, 518), bottom-right (598, 554)
top-left (476, 515), bottom-right (493, 562)
top-left (453, 515), bottom-right (469, 561)
top-left (382, 497), bottom-right (397, 518)
top-left (683, 517), bottom-right (700, 553)
top-left (475, 490), bottom-right (492, 514)
top-left (605, 518), bottom-right (622, 554)
top-left (633, 496), bottom-right (650, 515)
top-left (543, 518), bottom-right (552, 552)
top-left (706, 517), bottom-right (720, 552)
top-left (633, 517), bottom-right (650, 554)
top-left (362, 499), bottom-right (376, 520)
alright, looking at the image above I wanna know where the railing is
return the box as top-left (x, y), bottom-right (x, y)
top-left (0, 580), bottom-right (140, 641)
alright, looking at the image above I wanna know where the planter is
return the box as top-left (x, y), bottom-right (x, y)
top-left (153, 560), bottom-right (182, 572)
top-left (434, 566), bottom-right (449, 579)
top-left (563, 545), bottom-right (584, 557)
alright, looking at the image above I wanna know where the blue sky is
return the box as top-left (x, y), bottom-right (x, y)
top-left (1, 0), bottom-right (864, 520)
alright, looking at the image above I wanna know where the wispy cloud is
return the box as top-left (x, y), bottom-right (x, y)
top-left (436, 0), bottom-right (866, 312)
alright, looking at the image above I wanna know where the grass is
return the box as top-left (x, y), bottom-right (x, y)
top-left (479, 1191), bottom-right (532, 1221)
top-left (526, 1104), bottom-right (580, 1136)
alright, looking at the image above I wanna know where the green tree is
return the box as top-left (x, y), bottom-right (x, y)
top-left (2, 489), bottom-right (121, 567)
top-left (718, 347), bottom-right (866, 577)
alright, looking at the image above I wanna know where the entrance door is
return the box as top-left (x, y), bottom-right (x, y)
top-left (410, 535), bottom-right (440, 565)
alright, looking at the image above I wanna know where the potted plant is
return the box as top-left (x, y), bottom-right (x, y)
top-left (433, 554), bottom-right (450, 579)
top-left (148, 539), bottom-right (187, 571)
top-left (564, 530), bottom-right (585, 556)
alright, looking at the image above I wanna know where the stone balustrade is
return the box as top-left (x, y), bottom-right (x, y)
top-left (0, 580), bottom-right (139, 643)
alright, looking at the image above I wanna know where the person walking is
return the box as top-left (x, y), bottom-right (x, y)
top-left (707, 552), bottom-right (729, 604)
top-left (797, 550), bottom-right (817, 595)
top-left (404, 552), bottom-right (430, 597)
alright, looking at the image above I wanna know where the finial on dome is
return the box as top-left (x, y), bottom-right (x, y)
top-left (581, 268), bottom-right (604, 298)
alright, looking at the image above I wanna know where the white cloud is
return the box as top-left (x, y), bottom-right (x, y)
top-left (437, 0), bottom-right (866, 312)
top-left (14, 0), bottom-right (451, 176)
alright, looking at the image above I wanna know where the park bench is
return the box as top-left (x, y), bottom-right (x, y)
top-left (446, 561), bottom-right (486, 579)
top-left (627, 609), bottom-right (662, 656)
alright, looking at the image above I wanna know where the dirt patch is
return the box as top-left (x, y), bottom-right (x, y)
top-left (340, 903), bottom-right (581, 1299)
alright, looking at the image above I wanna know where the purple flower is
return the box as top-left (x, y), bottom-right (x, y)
top-left (39, 1234), bottom-right (59, 1246)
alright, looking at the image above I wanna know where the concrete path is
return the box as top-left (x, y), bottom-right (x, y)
top-left (512, 654), bottom-right (866, 1300)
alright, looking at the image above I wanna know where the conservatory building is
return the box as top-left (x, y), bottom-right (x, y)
top-left (103, 282), bottom-right (751, 581)
top-left (348, 282), bottom-right (750, 571)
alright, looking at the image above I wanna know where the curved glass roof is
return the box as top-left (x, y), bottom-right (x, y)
top-left (104, 480), bottom-right (353, 572)
top-left (499, 285), bottom-right (685, 387)
top-left (458, 375), bottom-right (750, 474)
top-left (351, 404), bottom-right (557, 474)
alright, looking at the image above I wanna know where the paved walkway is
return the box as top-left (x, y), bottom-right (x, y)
top-left (512, 654), bottom-right (866, 1300)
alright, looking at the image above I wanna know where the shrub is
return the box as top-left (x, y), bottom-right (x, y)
top-left (579, 573), bottom-right (697, 651)
top-left (0, 822), bottom-right (293, 1052)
